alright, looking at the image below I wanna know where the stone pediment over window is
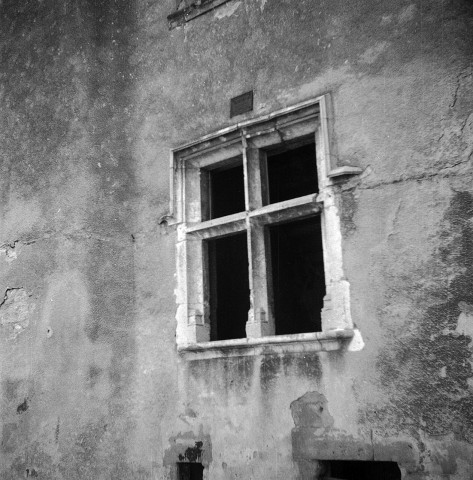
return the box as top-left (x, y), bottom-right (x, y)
top-left (167, 0), bottom-right (232, 29)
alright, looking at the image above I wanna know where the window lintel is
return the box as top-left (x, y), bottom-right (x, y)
top-left (173, 99), bottom-right (321, 161)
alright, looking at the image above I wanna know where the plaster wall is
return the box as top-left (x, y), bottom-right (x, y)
top-left (0, 0), bottom-right (472, 478)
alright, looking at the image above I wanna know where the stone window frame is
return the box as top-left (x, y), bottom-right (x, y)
top-left (167, 0), bottom-right (232, 29)
top-left (169, 95), bottom-right (361, 358)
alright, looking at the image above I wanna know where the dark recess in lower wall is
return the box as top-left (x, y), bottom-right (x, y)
top-left (177, 462), bottom-right (204, 480)
top-left (320, 460), bottom-right (401, 480)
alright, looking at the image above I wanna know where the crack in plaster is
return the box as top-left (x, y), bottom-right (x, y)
top-left (356, 161), bottom-right (472, 191)
top-left (338, 156), bottom-right (471, 195)
top-left (1, 228), bottom-right (135, 249)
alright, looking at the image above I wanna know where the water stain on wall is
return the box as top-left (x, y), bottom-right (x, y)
top-left (375, 191), bottom-right (473, 443)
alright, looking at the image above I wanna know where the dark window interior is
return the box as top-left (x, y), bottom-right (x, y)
top-left (177, 463), bottom-right (204, 480)
top-left (208, 162), bottom-right (245, 219)
top-left (269, 216), bottom-right (325, 335)
top-left (267, 142), bottom-right (318, 204)
top-left (208, 232), bottom-right (250, 341)
top-left (321, 460), bottom-right (401, 480)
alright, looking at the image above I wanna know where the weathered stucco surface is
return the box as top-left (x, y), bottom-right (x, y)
top-left (1, 0), bottom-right (472, 478)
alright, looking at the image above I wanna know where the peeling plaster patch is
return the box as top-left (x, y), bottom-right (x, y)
top-left (214, 1), bottom-right (241, 19)
top-left (179, 407), bottom-right (198, 425)
top-left (0, 288), bottom-right (34, 338)
top-left (359, 42), bottom-right (389, 64)
top-left (0, 242), bottom-right (17, 262)
top-left (440, 366), bottom-right (447, 378)
top-left (163, 432), bottom-right (212, 467)
top-left (398, 4), bottom-right (417, 24)
top-left (381, 14), bottom-right (393, 25)
top-left (347, 328), bottom-right (365, 351)
top-left (456, 302), bottom-right (473, 337)
top-left (290, 392), bottom-right (334, 430)
top-left (0, 239), bottom-right (36, 262)
top-left (178, 441), bottom-right (203, 462)
top-left (260, 0), bottom-right (267, 12)
top-left (16, 398), bottom-right (28, 414)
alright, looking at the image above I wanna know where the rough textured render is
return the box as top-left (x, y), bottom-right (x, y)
top-left (0, 0), bottom-right (472, 479)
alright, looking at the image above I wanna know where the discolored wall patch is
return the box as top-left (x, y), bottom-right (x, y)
top-left (374, 191), bottom-right (473, 445)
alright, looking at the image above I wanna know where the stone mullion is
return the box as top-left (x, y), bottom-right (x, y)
top-left (244, 143), bottom-right (274, 338)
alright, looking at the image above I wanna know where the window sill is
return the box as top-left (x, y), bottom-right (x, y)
top-left (327, 166), bottom-right (363, 178)
top-left (178, 329), bottom-right (354, 359)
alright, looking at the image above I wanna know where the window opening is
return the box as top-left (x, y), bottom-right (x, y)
top-left (270, 216), bottom-right (325, 335)
top-left (266, 142), bottom-right (318, 204)
top-left (207, 232), bottom-right (250, 341)
top-left (205, 160), bottom-right (245, 220)
top-left (177, 462), bottom-right (204, 480)
top-left (173, 96), bottom-right (358, 350)
top-left (320, 460), bottom-right (401, 480)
